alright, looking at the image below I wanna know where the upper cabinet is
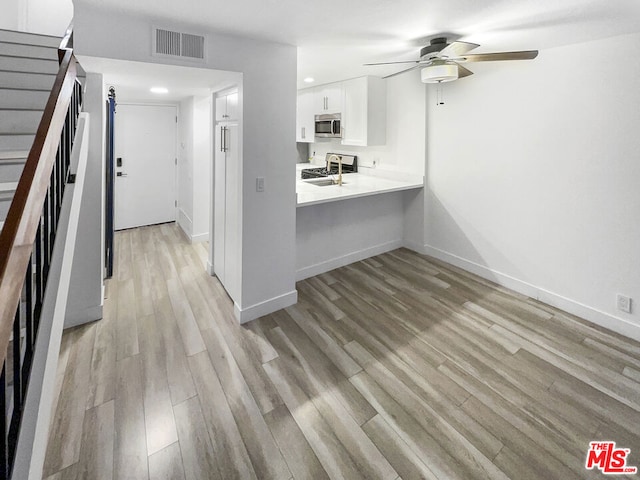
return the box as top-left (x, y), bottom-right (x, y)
top-left (216, 90), bottom-right (238, 122)
top-left (296, 89), bottom-right (315, 143)
top-left (315, 83), bottom-right (343, 114)
top-left (342, 76), bottom-right (386, 146)
top-left (297, 76), bottom-right (387, 146)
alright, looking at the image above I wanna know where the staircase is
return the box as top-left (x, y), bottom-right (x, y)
top-left (0, 29), bottom-right (61, 233)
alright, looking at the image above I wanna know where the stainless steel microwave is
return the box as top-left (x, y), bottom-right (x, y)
top-left (315, 113), bottom-right (342, 138)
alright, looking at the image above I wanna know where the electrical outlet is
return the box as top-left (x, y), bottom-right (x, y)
top-left (256, 177), bottom-right (265, 192)
top-left (617, 294), bottom-right (632, 313)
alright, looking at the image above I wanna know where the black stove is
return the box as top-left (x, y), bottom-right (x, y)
top-left (300, 153), bottom-right (357, 180)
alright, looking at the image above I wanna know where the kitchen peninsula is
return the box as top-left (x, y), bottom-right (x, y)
top-left (295, 159), bottom-right (424, 281)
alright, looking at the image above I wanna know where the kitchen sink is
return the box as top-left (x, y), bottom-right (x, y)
top-left (304, 178), bottom-right (347, 187)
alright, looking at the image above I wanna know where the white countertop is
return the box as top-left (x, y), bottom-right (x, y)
top-left (296, 165), bottom-right (424, 207)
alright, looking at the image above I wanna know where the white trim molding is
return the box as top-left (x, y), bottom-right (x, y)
top-left (296, 239), bottom-right (403, 282)
top-left (234, 290), bottom-right (298, 324)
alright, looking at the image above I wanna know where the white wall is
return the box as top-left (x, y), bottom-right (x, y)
top-left (0, 0), bottom-right (21, 31)
top-left (74, 4), bottom-right (298, 322)
top-left (424, 31), bottom-right (640, 340)
top-left (308, 71), bottom-right (426, 175)
top-left (177, 95), bottom-right (212, 243)
top-left (0, 0), bottom-right (72, 36)
top-left (192, 95), bottom-right (212, 242)
top-left (178, 97), bottom-right (195, 237)
top-left (297, 192), bottom-right (405, 280)
top-left (65, 73), bottom-right (105, 328)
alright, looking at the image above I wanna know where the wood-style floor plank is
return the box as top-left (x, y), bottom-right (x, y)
top-left (173, 396), bottom-right (222, 480)
top-left (361, 414), bottom-right (439, 480)
top-left (200, 327), bottom-right (291, 480)
top-left (44, 224), bottom-right (640, 480)
top-left (138, 313), bottom-right (179, 455)
top-left (43, 324), bottom-right (96, 476)
top-left (263, 357), bottom-right (370, 480)
top-left (74, 400), bottom-right (115, 480)
top-left (264, 328), bottom-right (397, 480)
top-left (86, 279), bottom-right (117, 409)
top-left (188, 351), bottom-right (258, 480)
top-left (115, 277), bottom-right (139, 360)
top-left (263, 404), bottom-right (330, 480)
top-left (148, 443), bottom-right (186, 480)
top-left (268, 314), bottom-right (376, 426)
top-left (114, 355), bottom-right (148, 480)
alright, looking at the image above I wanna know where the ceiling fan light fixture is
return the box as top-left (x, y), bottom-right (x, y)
top-left (421, 63), bottom-right (458, 83)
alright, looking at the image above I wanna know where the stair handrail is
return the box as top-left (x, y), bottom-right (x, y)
top-left (0, 27), bottom-right (78, 371)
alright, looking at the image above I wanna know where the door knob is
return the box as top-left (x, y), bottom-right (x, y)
top-left (116, 172), bottom-right (128, 177)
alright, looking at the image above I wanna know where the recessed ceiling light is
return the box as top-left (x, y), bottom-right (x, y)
top-left (303, 77), bottom-right (314, 83)
top-left (150, 87), bottom-right (169, 94)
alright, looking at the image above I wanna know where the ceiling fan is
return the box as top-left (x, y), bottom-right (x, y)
top-left (364, 37), bottom-right (538, 83)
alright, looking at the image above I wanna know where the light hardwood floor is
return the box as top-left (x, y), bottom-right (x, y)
top-left (43, 223), bottom-right (640, 479)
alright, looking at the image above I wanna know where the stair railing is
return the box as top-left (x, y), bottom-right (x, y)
top-left (0, 25), bottom-right (82, 478)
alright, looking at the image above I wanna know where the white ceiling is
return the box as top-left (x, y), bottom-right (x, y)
top-left (78, 56), bottom-right (241, 102)
top-left (77, 0), bottom-right (640, 88)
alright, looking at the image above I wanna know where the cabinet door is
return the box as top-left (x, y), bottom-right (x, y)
top-left (323, 83), bottom-right (343, 114)
top-left (314, 83), bottom-right (343, 113)
top-left (223, 124), bottom-right (240, 299)
top-left (296, 89), bottom-right (314, 142)
top-left (215, 95), bottom-right (227, 122)
top-left (225, 92), bottom-right (239, 121)
top-left (213, 124), bottom-right (226, 279)
top-left (342, 77), bottom-right (367, 146)
top-left (215, 92), bottom-right (239, 121)
top-left (314, 86), bottom-right (327, 113)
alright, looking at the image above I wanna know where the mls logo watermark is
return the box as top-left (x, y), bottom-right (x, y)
top-left (585, 442), bottom-right (638, 475)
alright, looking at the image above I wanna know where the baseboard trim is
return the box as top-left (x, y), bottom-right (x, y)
top-left (423, 243), bottom-right (640, 342)
top-left (296, 239), bottom-right (403, 281)
top-left (191, 232), bottom-right (208, 244)
top-left (177, 209), bottom-right (192, 239)
top-left (234, 290), bottom-right (298, 324)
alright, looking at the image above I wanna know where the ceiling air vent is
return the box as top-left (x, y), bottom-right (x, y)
top-left (153, 28), bottom-right (206, 61)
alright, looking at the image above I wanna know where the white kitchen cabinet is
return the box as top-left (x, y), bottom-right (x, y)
top-left (214, 121), bottom-right (240, 300)
top-left (215, 90), bottom-right (238, 122)
top-left (315, 83), bottom-right (343, 114)
top-left (342, 76), bottom-right (386, 146)
top-left (296, 89), bottom-right (315, 143)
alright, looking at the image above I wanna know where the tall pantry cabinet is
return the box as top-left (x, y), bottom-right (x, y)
top-left (214, 90), bottom-right (240, 301)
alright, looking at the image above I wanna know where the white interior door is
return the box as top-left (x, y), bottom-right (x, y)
top-left (115, 104), bottom-right (177, 230)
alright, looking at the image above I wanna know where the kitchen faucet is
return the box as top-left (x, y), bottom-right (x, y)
top-left (327, 154), bottom-right (343, 186)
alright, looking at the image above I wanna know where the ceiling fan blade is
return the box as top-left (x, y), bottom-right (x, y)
top-left (456, 63), bottom-right (474, 78)
top-left (439, 41), bottom-right (480, 58)
top-left (457, 50), bottom-right (539, 62)
top-left (382, 64), bottom-right (423, 79)
top-left (363, 60), bottom-right (420, 66)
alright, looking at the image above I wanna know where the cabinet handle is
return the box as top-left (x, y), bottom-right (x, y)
top-left (224, 126), bottom-right (229, 152)
top-left (302, 127), bottom-right (305, 139)
top-left (220, 126), bottom-right (224, 152)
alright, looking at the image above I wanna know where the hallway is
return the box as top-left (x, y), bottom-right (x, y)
top-left (43, 223), bottom-right (640, 479)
